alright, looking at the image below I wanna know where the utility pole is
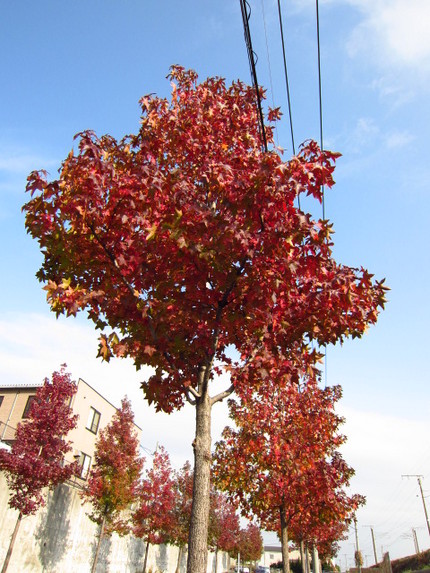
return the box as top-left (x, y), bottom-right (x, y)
top-left (363, 525), bottom-right (378, 565)
top-left (402, 475), bottom-right (430, 536)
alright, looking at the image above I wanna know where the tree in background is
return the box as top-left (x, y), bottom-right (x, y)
top-left (208, 489), bottom-right (240, 572)
top-left (290, 453), bottom-right (364, 568)
top-left (0, 366), bottom-right (78, 573)
top-left (23, 65), bottom-right (387, 573)
top-left (214, 360), bottom-right (362, 573)
top-left (81, 397), bottom-right (143, 573)
top-left (132, 446), bottom-right (176, 573)
top-left (236, 523), bottom-right (263, 565)
top-left (169, 461), bottom-right (194, 573)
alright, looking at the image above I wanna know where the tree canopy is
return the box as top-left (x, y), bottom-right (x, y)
top-left (23, 66), bottom-right (386, 414)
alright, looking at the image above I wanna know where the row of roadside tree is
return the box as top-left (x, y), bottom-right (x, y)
top-left (0, 363), bottom-right (361, 573)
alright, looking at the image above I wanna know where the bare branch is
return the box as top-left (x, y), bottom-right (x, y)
top-left (185, 391), bottom-right (197, 406)
top-left (187, 385), bottom-right (201, 400)
top-left (211, 384), bottom-right (234, 406)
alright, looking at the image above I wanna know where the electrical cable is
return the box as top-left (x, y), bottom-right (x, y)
top-left (276, 0), bottom-right (301, 209)
top-left (239, 0), bottom-right (268, 152)
top-left (315, 0), bottom-right (327, 384)
top-left (315, 0), bottom-right (325, 220)
top-left (260, 0), bottom-right (279, 147)
top-left (277, 0), bottom-right (296, 157)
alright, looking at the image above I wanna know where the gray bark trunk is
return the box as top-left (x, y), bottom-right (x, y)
top-left (176, 545), bottom-right (183, 573)
top-left (312, 545), bottom-right (319, 573)
top-left (142, 540), bottom-right (150, 573)
top-left (1, 512), bottom-right (22, 573)
top-left (300, 541), bottom-right (306, 573)
top-left (187, 388), bottom-right (212, 573)
top-left (91, 515), bottom-right (106, 573)
top-left (280, 507), bottom-right (290, 573)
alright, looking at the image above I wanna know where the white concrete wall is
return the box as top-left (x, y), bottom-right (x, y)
top-left (0, 473), bottom-right (227, 573)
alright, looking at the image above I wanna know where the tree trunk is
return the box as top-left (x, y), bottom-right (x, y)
top-left (187, 388), bottom-right (212, 573)
top-left (312, 544), bottom-right (319, 573)
top-left (91, 516), bottom-right (106, 573)
top-left (300, 541), bottom-right (305, 573)
top-left (142, 540), bottom-right (150, 573)
top-left (280, 507), bottom-right (290, 573)
top-left (176, 545), bottom-right (183, 573)
top-left (304, 542), bottom-right (310, 573)
top-left (1, 512), bottom-right (22, 573)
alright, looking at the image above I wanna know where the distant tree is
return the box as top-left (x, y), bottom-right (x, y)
top-left (169, 461), bottom-right (194, 573)
top-left (208, 489), bottom-right (240, 572)
top-left (24, 65), bottom-right (387, 573)
top-left (0, 366), bottom-right (78, 573)
top-left (290, 453), bottom-right (364, 563)
top-left (81, 397), bottom-right (143, 573)
top-left (132, 446), bottom-right (176, 573)
top-left (237, 523), bottom-right (263, 565)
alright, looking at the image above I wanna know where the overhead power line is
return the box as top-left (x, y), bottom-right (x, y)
top-left (276, 0), bottom-right (296, 157)
top-left (239, 0), bottom-right (268, 152)
top-left (315, 0), bottom-right (325, 219)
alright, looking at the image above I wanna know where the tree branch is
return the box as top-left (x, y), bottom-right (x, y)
top-left (187, 385), bottom-right (201, 400)
top-left (185, 391), bottom-right (197, 406)
top-left (211, 384), bottom-right (234, 406)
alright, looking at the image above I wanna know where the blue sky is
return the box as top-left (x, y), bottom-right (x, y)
top-left (1, 0), bottom-right (430, 564)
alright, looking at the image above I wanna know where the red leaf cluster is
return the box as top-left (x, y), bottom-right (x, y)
top-left (0, 366), bottom-right (78, 516)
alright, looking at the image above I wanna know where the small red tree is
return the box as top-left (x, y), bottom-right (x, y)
top-left (208, 489), bottom-right (240, 571)
top-left (132, 446), bottom-right (176, 573)
top-left (169, 461), bottom-right (194, 573)
top-left (0, 366), bottom-right (78, 573)
top-left (81, 397), bottom-right (143, 573)
top-left (23, 66), bottom-right (387, 573)
top-left (237, 523), bottom-right (263, 565)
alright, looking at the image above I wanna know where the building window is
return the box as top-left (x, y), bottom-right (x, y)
top-left (86, 407), bottom-right (101, 434)
top-left (78, 452), bottom-right (92, 479)
top-left (22, 395), bottom-right (36, 419)
top-left (0, 396), bottom-right (4, 408)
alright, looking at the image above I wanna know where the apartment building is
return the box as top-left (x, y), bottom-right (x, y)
top-left (0, 377), bottom-right (142, 482)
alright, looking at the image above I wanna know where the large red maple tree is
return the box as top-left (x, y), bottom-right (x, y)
top-left (0, 366), bottom-right (78, 573)
top-left (23, 66), bottom-right (386, 573)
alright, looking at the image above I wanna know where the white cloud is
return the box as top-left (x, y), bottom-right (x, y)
top-left (0, 146), bottom-right (58, 176)
top-left (347, 0), bottom-right (430, 74)
top-left (385, 130), bottom-right (415, 149)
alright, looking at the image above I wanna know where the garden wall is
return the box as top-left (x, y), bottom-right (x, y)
top-left (0, 473), bottom-right (228, 573)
